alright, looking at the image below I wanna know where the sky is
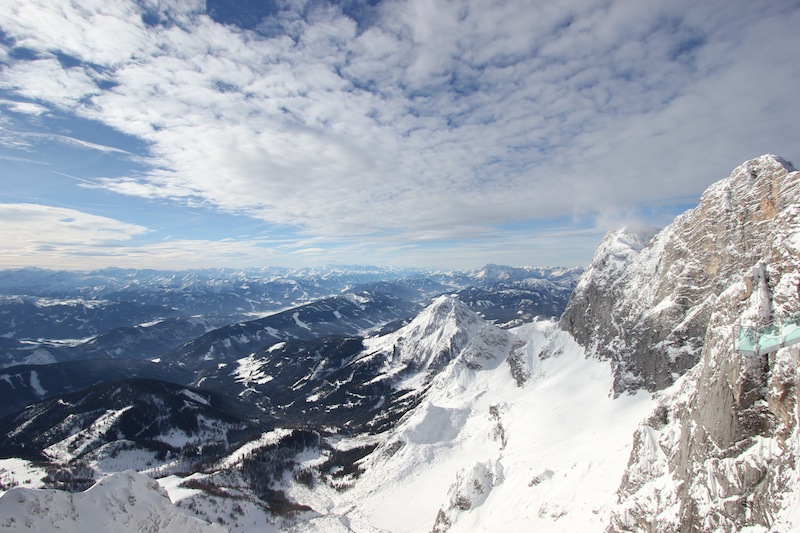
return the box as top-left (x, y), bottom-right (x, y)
top-left (0, 0), bottom-right (798, 271)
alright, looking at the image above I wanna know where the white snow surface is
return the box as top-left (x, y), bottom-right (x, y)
top-left (289, 320), bottom-right (654, 532)
top-left (0, 470), bottom-right (225, 532)
top-left (359, 295), bottom-right (498, 389)
top-left (28, 370), bottom-right (46, 397)
top-left (233, 353), bottom-right (274, 386)
top-left (181, 389), bottom-right (210, 405)
top-left (0, 459), bottom-right (46, 497)
top-left (292, 312), bottom-right (312, 330)
top-left (217, 428), bottom-right (295, 470)
top-left (22, 348), bottom-right (57, 366)
top-left (137, 318), bottom-right (166, 328)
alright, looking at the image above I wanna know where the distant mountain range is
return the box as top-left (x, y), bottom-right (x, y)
top-left (0, 261), bottom-right (582, 530)
top-left (0, 265), bottom-right (580, 370)
top-left (8, 156), bottom-right (799, 533)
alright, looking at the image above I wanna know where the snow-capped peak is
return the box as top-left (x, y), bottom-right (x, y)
top-left (366, 296), bottom-right (487, 381)
top-left (406, 296), bottom-right (483, 340)
top-left (573, 227), bottom-right (649, 294)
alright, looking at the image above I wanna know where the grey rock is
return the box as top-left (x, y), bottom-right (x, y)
top-left (561, 154), bottom-right (799, 395)
top-left (593, 154), bottom-right (800, 531)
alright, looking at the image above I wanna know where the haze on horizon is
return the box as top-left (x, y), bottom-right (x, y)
top-left (0, 0), bottom-right (798, 271)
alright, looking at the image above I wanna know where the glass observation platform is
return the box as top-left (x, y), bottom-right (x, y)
top-left (735, 315), bottom-right (800, 355)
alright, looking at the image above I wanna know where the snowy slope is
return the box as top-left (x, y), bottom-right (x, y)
top-left (0, 379), bottom-right (261, 480)
top-left (0, 470), bottom-right (225, 532)
top-left (286, 321), bottom-right (653, 532)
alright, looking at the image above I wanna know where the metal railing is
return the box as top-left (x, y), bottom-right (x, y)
top-left (734, 314), bottom-right (800, 355)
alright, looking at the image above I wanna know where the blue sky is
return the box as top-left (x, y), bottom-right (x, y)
top-left (0, 0), bottom-right (799, 270)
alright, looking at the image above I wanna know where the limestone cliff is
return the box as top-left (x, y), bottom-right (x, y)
top-left (561, 154), bottom-right (800, 395)
top-left (561, 154), bottom-right (800, 531)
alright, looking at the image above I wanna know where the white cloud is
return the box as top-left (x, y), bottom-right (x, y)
top-left (0, 203), bottom-right (275, 270)
top-left (0, 0), bottom-right (799, 268)
top-left (0, 59), bottom-right (103, 109)
top-left (1, 0), bottom-right (153, 66)
top-left (0, 204), bottom-right (148, 264)
top-left (0, 98), bottom-right (48, 115)
top-left (0, 201), bottom-right (601, 270)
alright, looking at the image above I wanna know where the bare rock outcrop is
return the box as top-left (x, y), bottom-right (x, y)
top-left (561, 154), bottom-right (800, 395)
top-left (567, 154), bottom-right (800, 531)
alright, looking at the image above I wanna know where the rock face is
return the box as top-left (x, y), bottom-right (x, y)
top-left (561, 154), bottom-right (800, 395)
top-left (561, 154), bottom-right (800, 531)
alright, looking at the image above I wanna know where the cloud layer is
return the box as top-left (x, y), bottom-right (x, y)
top-left (0, 204), bottom-right (145, 266)
top-left (0, 0), bottom-right (799, 268)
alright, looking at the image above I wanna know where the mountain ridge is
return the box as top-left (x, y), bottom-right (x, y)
top-left (561, 153), bottom-right (799, 394)
top-left (606, 155), bottom-right (800, 531)
top-left (1, 155), bottom-right (799, 531)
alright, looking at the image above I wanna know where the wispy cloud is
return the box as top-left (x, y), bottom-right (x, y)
top-left (0, 98), bottom-right (48, 115)
top-left (0, 0), bottom-right (798, 268)
top-left (0, 154), bottom-right (50, 165)
top-left (14, 131), bottom-right (133, 154)
top-left (0, 203), bottom-right (147, 264)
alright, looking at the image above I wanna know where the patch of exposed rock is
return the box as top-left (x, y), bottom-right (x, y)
top-left (573, 154), bottom-right (800, 531)
top-left (561, 154), bottom-right (800, 395)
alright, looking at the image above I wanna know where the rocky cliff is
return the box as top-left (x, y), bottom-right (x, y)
top-left (563, 154), bottom-right (800, 531)
top-left (562, 154), bottom-right (800, 395)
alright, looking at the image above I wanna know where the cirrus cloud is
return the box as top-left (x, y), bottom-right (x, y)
top-left (0, 204), bottom-right (148, 265)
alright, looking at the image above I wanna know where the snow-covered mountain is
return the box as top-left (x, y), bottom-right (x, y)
top-left (283, 320), bottom-right (653, 533)
top-left (0, 267), bottom-right (435, 367)
top-left (0, 295), bottom-right (176, 342)
top-left (0, 266), bottom-right (436, 342)
top-left (162, 288), bottom-right (422, 373)
top-left (1, 155), bottom-right (798, 532)
top-left (562, 155), bottom-right (799, 395)
top-left (0, 470), bottom-right (225, 532)
top-left (0, 379), bottom-right (262, 468)
top-left (0, 315), bottom-right (640, 533)
top-left (0, 265), bottom-right (578, 369)
top-left (455, 274), bottom-right (579, 327)
top-left (106, 299), bottom-right (648, 533)
top-left (601, 156), bottom-right (800, 530)
top-left (191, 296), bottom-right (503, 434)
top-left (0, 266), bottom-right (422, 305)
top-left (0, 315), bottom-right (227, 369)
top-left (557, 154), bottom-right (800, 530)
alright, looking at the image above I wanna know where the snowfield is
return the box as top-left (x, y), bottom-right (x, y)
top-left (0, 470), bottom-right (226, 532)
top-left (0, 459), bottom-right (46, 497)
top-left (287, 320), bottom-right (655, 532)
